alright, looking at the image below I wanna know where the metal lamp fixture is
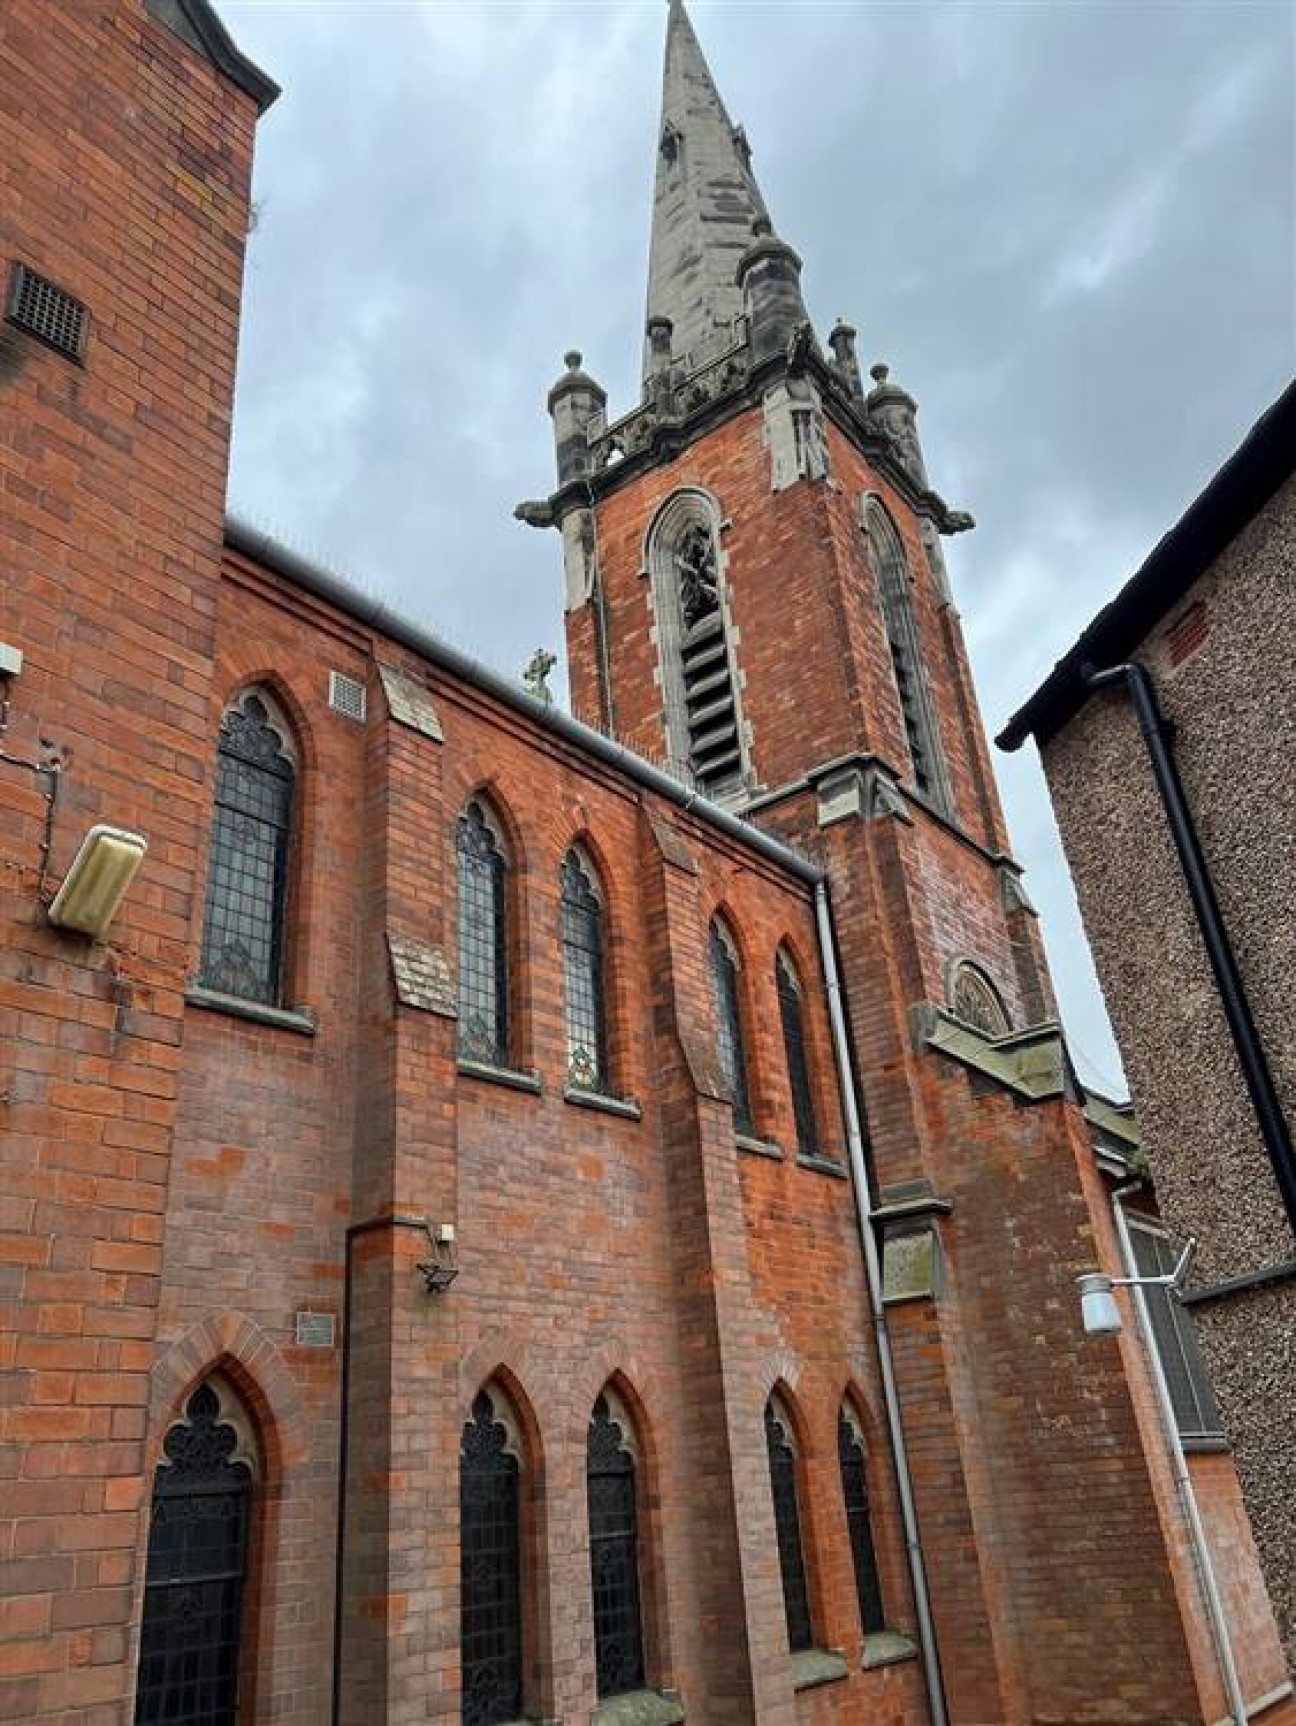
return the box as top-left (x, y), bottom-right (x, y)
top-left (47, 823), bottom-right (148, 939)
top-left (417, 1222), bottom-right (459, 1295)
top-left (1077, 1236), bottom-right (1196, 1337)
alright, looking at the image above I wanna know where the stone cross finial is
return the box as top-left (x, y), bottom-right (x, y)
top-left (523, 648), bottom-right (557, 704)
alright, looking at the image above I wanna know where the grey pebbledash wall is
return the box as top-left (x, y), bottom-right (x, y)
top-left (1039, 468), bottom-right (1296, 1671)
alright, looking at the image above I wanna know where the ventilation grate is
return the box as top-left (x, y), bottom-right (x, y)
top-left (328, 670), bottom-right (367, 722)
top-left (6, 262), bottom-right (88, 362)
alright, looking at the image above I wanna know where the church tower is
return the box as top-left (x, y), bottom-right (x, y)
top-left (523, 6), bottom-right (1221, 1723)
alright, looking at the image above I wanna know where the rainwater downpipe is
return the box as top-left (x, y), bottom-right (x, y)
top-left (1083, 662), bottom-right (1296, 1240)
top-left (1109, 1182), bottom-right (1248, 1726)
top-left (814, 881), bottom-right (950, 1726)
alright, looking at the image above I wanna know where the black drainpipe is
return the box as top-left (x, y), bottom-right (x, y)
top-left (332, 1212), bottom-right (431, 1726)
top-left (1083, 660), bottom-right (1296, 1239)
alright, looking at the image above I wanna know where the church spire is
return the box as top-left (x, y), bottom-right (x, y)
top-left (644, 0), bottom-right (770, 379)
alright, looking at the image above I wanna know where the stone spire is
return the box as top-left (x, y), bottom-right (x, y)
top-left (643, 0), bottom-right (770, 380)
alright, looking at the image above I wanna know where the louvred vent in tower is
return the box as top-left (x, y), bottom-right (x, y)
top-left (676, 523), bottom-right (741, 793)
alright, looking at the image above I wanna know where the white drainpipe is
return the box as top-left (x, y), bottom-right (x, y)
top-left (1110, 1181), bottom-right (1249, 1726)
top-left (814, 881), bottom-right (949, 1726)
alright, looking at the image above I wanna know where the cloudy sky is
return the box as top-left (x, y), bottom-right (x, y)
top-left (221, 0), bottom-right (1294, 1095)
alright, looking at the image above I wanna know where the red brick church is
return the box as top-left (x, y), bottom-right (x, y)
top-left (1, 2), bottom-right (1288, 1724)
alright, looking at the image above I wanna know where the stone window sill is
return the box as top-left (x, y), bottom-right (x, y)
top-left (458, 1058), bottom-right (543, 1095)
top-left (592, 1688), bottom-right (685, 1726)
top-left (185, 984), bottom-right (317, 1036)
top-left (736, 1134), bottom-right (783, 1161)
top-left (564, 1086), bottom-right (642, 1121)
top-left (861, 1630), bottom-right (919, 1670)
top-left (791, 1648), bottom-right (849, 1692)
top-left (796, 1153), bottom-right (849, 1180)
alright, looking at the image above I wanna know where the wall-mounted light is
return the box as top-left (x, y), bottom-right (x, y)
top-left (417, 1222), bottom-right (459, 1295)
top-left (1076, 1237), bottom-right (1196, 1337)
top-left (47, 824), bottom-right (147, 940)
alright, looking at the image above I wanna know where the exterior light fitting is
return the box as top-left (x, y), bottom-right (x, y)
top-left (47, 823), bottom-right (147, 939)
top-left (417, 1222), bottom-right (459, 1295)
top-left (1076, 1237), bottom-right (1196, 1337)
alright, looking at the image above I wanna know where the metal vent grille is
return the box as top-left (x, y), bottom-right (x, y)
top-left (6, 263), bottom-right (88, 362)
top-left (328, 670), bottom-right (367, 722)
top-left (294, 1311), bottom-right (336, 1349)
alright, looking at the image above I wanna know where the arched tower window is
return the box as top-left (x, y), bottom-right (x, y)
top-left (776, 951), bottom-right (819, 1156)
top-left (587, 1390), bottom-right (645, 1699)
top-left (863, 500), bottom-right (952, 817)
top-left (709, 918), bottom-right (753, 1135)
top-left (457, 801), bottom-right (510, 1066)
top-left (646, 492), bottom-right (749, 800)
top-left (764, 1394), bottom-right (813, 1654)
top-left (838, 1403), bottom-right (886, 1637)
top-left (134, 1377), bottom-right (257, 1726)
top-left (199, 689), bottom-right (297, 1006)
top-left (461, 1386), bottom-right (524, 1726)
top-left (949, 960), bottom-right (1011, 1037)
top-left (562, 848), bottom-right (609, 1093)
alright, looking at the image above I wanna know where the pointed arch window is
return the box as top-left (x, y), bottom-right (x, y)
top-left (562, 849), bottom-right (609, 1093)
top-left (838, 1405), bottom-right (886, 1637)
top-left (764, 1396), bottom-right (813, 1654)
top-left (199, 690), bottom-right (296, 1006)
top-left (864, 501), bottom-right (952, 817)
top-left (776, 953), bottom-right (819, 1156)
top-left (709, 919), bottom-right (753, 1135)
top-left (457, 801), bottom-right (510, 1066)
top-left (647, 494), bottom-right (748, 800)
top-left (587, 1392), bottom-right (645, 1699)
top-left (134, 1378), bottom-right (256, 1726)
top-left (461, 1388), bottom-right (524, 1726)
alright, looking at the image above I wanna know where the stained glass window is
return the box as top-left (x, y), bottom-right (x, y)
top-left (838, 1407), bottom-right (885, 1636)
top-left (199, 692), bottom-right (295, 1006)
top-left (764, 1397), bottom-right (813, 1654)
top-left (134, 1381), bottom-right (254, 1726)
top-left (457, 803), bottom-right (510, 1066)
top-left (562, 850), bottom-right (609, 1093)
top-left (461, 1390), bottom-right (524, 1726)
top-left (709, 920), bottom-right (753, 1135)
top-left (587, 1394), bottom-right (645, 1698)
top-left (777, 954), bottom-right (819, 1156)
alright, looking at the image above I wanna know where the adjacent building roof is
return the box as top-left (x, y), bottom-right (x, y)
top-left (997, 377), bottom-right (1296, 752)
top-left (643, 0), bottom-right (770, 378)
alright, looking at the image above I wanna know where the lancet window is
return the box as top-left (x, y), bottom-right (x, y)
top-left (709, 918), bottom-right (753, 1135)
top-left (461, 1387), bottom-right (524, 1726)
top-left (864, 500), bottom-right (952, 817)
top-left (587, 1392), bottom-right (645, 1699)
top-left (647, 493), bottom-right (748, 800)
top-left (838, 1405), bottom-right (886, 1637)
top-left (134, 1378), bottom-right (257, 1726)
top-left (776, 952), bottom-right (819, 1156)
top-left (199, 690), bottom-right (296, 1006)
top-left (457, 801), bottom-right (511, 1066)
top-left (764, 1395), bottom-right (813, 1654)
top-left (562, 848), bottom-right (609, 1093)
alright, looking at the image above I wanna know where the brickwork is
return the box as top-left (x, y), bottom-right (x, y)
top-left (2, 4), bottom-right (1288, 1724)
top-left (0, 2), bottom-right (259, 1718)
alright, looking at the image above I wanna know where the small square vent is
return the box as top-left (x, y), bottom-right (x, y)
top-left (6, 262), bottom-right (88, 362)
top-left (294, 1311), bottom-right (336, 1349)
top-left (329, 670), bottom-right (367, 722)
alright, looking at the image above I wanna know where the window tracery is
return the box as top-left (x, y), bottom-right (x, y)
top-left (461, 1387), bottom-right (524, 1726)
top-left (457, 801), bottom-right (511, 1066)
top-left (709, 919), bottom-right (753, 1135)
top-left (587, 1391), bottom-right (645, 1699)
top-left (562, 849), bottom-right (609, 1093)
top-left (764, 1395), bottom-right (813, 1654)
top-left (949, 960), bottom-right (1011, 1037)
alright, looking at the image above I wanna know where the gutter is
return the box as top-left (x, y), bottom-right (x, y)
top-left (813, 882), bottom-right (949, 1726)
top-left (1082, 662), bottom-right (1296, 1242)
top-left (224, 516), bottom-right (820, 889)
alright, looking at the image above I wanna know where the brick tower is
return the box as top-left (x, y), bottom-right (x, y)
top-left (523, 4), bottom-right (1214, 1720)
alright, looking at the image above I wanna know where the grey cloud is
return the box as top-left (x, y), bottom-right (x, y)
top-left (223, 0), bottom-right (1295, 1095)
